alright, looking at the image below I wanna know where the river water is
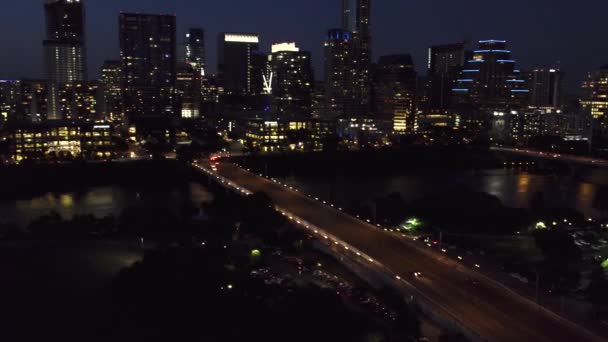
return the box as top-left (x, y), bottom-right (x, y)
top-left (1, 166), bottom-right (607, 229)
top-left (279, 168), bottom-right (608, 218)
top-left (0, 182), bottom-right (213, 228)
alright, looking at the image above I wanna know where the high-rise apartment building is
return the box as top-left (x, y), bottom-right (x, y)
top-left (217, 33), bottom-right (260, 96)
top-left (176, 63), bottom-right (201, 119)
top-left (581, 65), bottom-right (608, 136)
top-left (184, 28), bottom-right (206, 74)
top-left (100, 60), bottom-right (122, 121)
top-left (451, 40), bottom-right (529, 134)
top-left (43, 0), bottom-right (88, 120)
top-left (57, 81), bottom-right (99, 121)
top-left (324, 29), bottom-right (356, 118)
top-left (341, 0), bottom-right (372, 117)
top-left (119, 13), bottom-right (177, 121)
top-left (529, 67), bottom-right (564, 109)
top-left (270, 43), bottom-right (313, 115)
top-left (427, 42), bottom-right (466, 111)
top-left (374, 55), bottom-right (418, 132)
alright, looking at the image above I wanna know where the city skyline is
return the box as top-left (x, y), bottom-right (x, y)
top-left (0, 0), bottom-right (606, 92)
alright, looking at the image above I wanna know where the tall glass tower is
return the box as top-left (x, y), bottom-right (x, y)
top-left (341, 0), bottom-right (371, 117)
top-left (43, 0), bottom-right (87, 120)
top-left (451, 40), bottom-right (529, 134)
top-left (184, 28), bottom-right (206, 75)
top-left (119, 13), bottom-right (177, 121)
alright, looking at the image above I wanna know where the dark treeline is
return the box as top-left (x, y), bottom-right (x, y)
top-left (0, 160), bottom-right (194, 200)
top-left (239, 146), bottom-right (501, 178)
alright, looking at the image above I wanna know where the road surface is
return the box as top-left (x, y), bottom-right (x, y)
top-left (196, 161), bottom-right (605, 342)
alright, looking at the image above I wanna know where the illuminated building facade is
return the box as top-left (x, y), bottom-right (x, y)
top-left (0, 80), bottom-right (21, 123)
top-left (244, 118), bottom-right (335, 152)
top-left (43, 0), bottom-right (88, 120)
top-left (452, 40), bottom-right (529, 135)
top-left (217, 33), bottom-right (260, 95)
top-left (324, 29), bottom-right (356, 118)
top-left (270, 43), bottom-right (313, 115)
top-left (581, 65), bottom-right (608, 136)
top-left (342, 0), bottom-right (372, 117)
top-left (374, 54), bottom-right (418, 132)
top-left (250, 51), bottom-right (270, 97)
top-left (311, 82), bottom-right (326, 118)
top-left (183, 29), bottom-right (205, 114)
top-left (8, 121), bottom-right (114, 163)
top-left (18, 80), bottom-right (49, 122)
top-left (184, 28), bottom-right (206, 74)
top-left (509, 109), bottom-right (587, 144)
top-left (119, 13), bottom-right (177, 121)
top-left (427, 42), bottom-right (466, 111)
top-left (100, 60), bottom-right (123, 122)
top-left (176, 63), bottom-right (201, 119)
top-left (528, 67), bottom-right (564, 109)
top-left (57, 82), bottom-right (99, 121)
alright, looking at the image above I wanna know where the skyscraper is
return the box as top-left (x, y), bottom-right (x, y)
top-left (581, 65), bottom-right (608, 136)
top-left (324, 29), bottom-right (356, 118)
top-left (57, 81), bottom-right (99, 121)
top-left (217, 33), bottom-right (260, 96)
top-left (250, 51), bottom-right (270, 97)
top-left (119, 13), bottom-right (177, 121)
top-left (100, 60), bottom-right (122, 121)
top-left (270, 43), bottom-right (313, 115)
top-left (427, 42), bottom-right (467, 111)
top-left (451, 40), bottom-right (529, 134)
top-left (341, 0), bottom-right (371, 117)
top-left (176, 63), bottom-right (201, 119)
top-left (374, 55), bottom-right (418, 132)
top-left (528, 67), bottom-right (564, 109)
top-left (43, 0), bottom-right (88, 120)
top-left (184, 28), bottom-right (206, 74)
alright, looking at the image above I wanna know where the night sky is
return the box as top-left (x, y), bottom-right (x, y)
top-left (1, 0), bottom-right (606, 92)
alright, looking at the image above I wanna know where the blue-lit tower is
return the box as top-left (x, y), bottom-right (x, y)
top-left (451, 40), bottom-right (529, 135)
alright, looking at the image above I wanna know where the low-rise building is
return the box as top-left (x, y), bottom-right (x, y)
top-left (244, 118), bottom-right (335, 152)
top-left (7, 121), bottom-right (115, 163)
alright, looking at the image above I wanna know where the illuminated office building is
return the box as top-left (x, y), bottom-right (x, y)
top-left (529, 67), bottom-right (564, 109)
top-left (19, 80), bottom-right (49, 122)
top-left (427, 42), bottom-right (466, 111)
top-left (581, 65), bottom-right (608, 136)
top-left (270, 43), bottom-right (313, 115)
top-left (57, 81), bottom-right (99, 121)
top-left (342, 0), bottom-right (371, 117)
top-left (184, 28), bottom-right (206, 74)
top-left (0, 80), bottom-right (21, 123)
top-left (324, 29), bottom-right (357, 118)
top-left (183, 28), bottom-right (205, 110)
top-left (374, 54), bottom-right (418, 132)
top-left (244, 118), bottom-right (335, 152)
top-left (176, 63), bottom-right (201, 119)
top-left (43, 0), bottom-right (88, 120)
top-left (100, 60), bottom-right (122, 121)
top-left (452, 39), bottom-right (529, 134)
top-left (8, 121), bottom-right (114, 163)
top-left (119, 13), bottom-right (177, 121)
top-left (218, 33), bottom-right (260, 95)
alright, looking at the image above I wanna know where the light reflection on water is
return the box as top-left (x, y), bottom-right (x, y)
top-left (2, 182), bottom-right (213, 228)
top-left (283, 168), bottom-right (608, 218)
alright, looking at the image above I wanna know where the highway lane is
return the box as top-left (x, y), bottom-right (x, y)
top-left (200, 161), bottom-right (605, 342)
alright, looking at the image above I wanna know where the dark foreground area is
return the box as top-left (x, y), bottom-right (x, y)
top-left (0, 161), bottom-right (431, 342)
